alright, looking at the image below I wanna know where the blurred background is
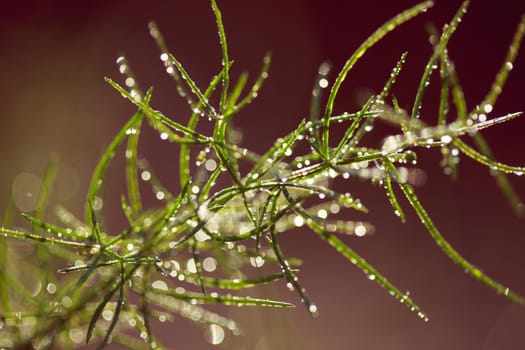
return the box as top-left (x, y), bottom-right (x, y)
top-left (1, 0), bottom-right (524, 349)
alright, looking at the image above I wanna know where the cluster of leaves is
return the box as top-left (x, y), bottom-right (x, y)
top-left (1, 0), bottom-right (524, 348)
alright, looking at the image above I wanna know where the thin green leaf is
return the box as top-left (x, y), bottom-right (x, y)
top-left (125, 117), bottom-right (144, 218)
top-left (410, 1), bottom-right (469, 125)
top-left (210, 0), bottom-right (230, 113)
top-left (198, 164), bottom-right (223, 202)
top-left (145, 292), bottom-right (241, 334)
top-left (382, 159), bottom-right (406, 222)
top-left (88, 201), bottom-right (102, 244)
top-left (273, 188), bottom-right (317, 316)
top-left (233, 52), bottom-right (272, 113)
top-left (454, 138), bottom-right (525, 175)
top-left (480, 15), bottom-right (525, 111)
top-left (0, 195), bottom-right (15, 312)
top-left (311, 218), bottom-right (429, 320)
top-left (85, 106), bottom-right (145, 224)
top-left (167, 53), bottom-right (217, 118)
top-left (472, 134), bottom-right (524, 216)
top-left (148, 22), bottom-right (197, 113)
top-left (180, 270), bottom-right (292, 290)
top-left (32, 156), bottom-right (59, 283)
top-left (332, 96), bottom-right (374, 160)
top-left (151, 182), bottom-right (189, 239)
top-left (58, 260), bottom-right (120, 274)
top-left (225, 71), bottom-right (248, 115)
top-left (180, 70), bottom-right (224, 187)
top-left (310, 62), bottom-right (332, 149)
top-left (246, 119), bottom-right (306, 184)
top-left (99, 265), bottom-right (126, 349)
top-left (105, 78), bottom-right (209, 143)
top-left (437, 51), bottom-right (450, 126)
top-left (446, 63), bottom-right (523, 214)
top-left (150, 286), bottom-right (294, 308)
top-left (324, 1), bottom-right (433, 156)
top-left (139, 265), bottom-right (154, 347)
top-left (22, 214), bottom-right (89, 240)
top-left (86, 271), bottom-right (127, 346)
top-left (0, 227), bottom-right (99, 250)
top-left (387, 161), bottom-right (525, 305)
top-left (379, 52), bottom-right (408, 102)
top-left (120, 195), bottom-right (134, 224)
top-left (137, 160), bottom-right (172, 202)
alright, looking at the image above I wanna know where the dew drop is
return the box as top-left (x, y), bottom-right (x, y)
top-left (440, 135), bottom-right (452, 144)
top-left (249, 256), bottom-right (265, 268)
top-left (329, 203), bottom-right (340, 214)
top-left (294, 216), bottom-right (305, 227)
top-left (130, 89), bottom-right (142, 102)
top-left (196, 230), bottom-right (211, 242)
top-left (68, 328), bottom-right (84, 344)
top-left (203, 257), bottom-right (217, 272)
top-left (205, 324), bottom-right (225, 345)
top-left (152, 280), bottom-right (168, 291)
top-left (309, 304), bottom-right (319, 315)
top-left (116, 56), bottom-right (126, 65)
top-left (205, 159), bottom-right (217, 172)
top-left (354, 224), bottom-right (367, 237)
top-left (141, 171), bottom-right (151, 181)
top-left (12, 172), bottom-right (42, 212)
top-left (64, 300), bottom-right (82, 314)
top-left (92, 196), bottom-right (103, 211)
top-left (102, 309), bottom-right (113, 321)
top-left (119, 64), bottom-right (128, 75)
top-left (318, 78), bottom-right (329, 89)
top-left (187, 258), bottom-right (197, 273)
top-left (46, 283), bottom-right (57, 295)
top-left (125, 77), bottom-right (135, 88)
top-left (317, 209), bottom-right (328, 219)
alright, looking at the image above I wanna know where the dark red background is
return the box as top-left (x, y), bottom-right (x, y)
top-left (1, 1), bottom-right (524, 349)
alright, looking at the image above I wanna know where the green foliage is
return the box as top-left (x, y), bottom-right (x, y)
top-left (1, 1), bottom-right (524, 348)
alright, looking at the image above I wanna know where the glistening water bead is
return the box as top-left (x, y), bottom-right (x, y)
top-left (205, 324), bottom-right (225, 345)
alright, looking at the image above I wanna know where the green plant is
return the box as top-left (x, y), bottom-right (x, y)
top-left (1, 0), bottom-right (524, 348)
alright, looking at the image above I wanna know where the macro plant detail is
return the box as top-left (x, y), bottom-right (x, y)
top-left (0, 0), bottom-right (524, 348)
